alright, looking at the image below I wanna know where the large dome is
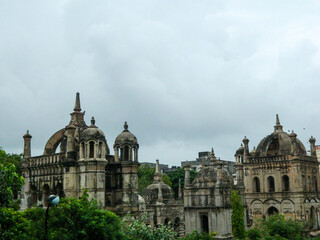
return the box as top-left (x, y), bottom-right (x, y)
top-left (80, 117), bottom-right (106, 142)
top-left (254, 115), bottom-right (306, 157)
top-left (114, 122), bottom-right (138, 146)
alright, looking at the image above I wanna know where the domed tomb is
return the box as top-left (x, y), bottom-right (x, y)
top-left (254, 115), bottom-right (306, 157)
top-left (145, 160), bottom-right (174, 205)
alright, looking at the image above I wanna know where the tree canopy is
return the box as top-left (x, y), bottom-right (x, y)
top-left (0, 148), bottom-right (24, 209)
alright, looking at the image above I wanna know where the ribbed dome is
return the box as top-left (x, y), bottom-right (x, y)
top-left (80, 117), bottom-right (106, 142)
top-left (114, 122), bottom-right (138, 146)
top-left (145, 182), bottom-right (174, 204)
top-left (254, 115), bottom-right (306, 157)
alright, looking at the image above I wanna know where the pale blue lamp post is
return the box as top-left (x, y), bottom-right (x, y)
top-left (44, 195), bottom-right (60, 240)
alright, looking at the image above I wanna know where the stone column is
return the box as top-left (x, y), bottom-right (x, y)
top-left (310, 136), bottom-right (316, 157)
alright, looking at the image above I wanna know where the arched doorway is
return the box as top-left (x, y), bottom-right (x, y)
top-left (267, 206), bottom-right (279, 216)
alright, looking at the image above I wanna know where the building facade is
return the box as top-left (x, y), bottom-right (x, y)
top-left (235, 115), bottom-right (320, 229)
top-left (20, 93), bottom-right (140, 216)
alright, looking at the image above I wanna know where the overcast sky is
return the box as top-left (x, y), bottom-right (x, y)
top-left (1, 0), bottom-right (320, 166)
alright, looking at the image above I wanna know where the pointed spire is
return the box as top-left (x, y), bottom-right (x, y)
top-left (73, 92), bottom-right (81, 112)
top-left (274, 114), bottom-right (283, 132)
top-left (209, 147), bottom-right (216, 161)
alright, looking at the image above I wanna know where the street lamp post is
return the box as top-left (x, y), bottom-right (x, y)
top-left (44, 195), bottom-right (60, 240)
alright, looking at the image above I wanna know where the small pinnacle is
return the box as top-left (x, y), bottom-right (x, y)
top-left (91, 117), bottom-right (95, 126)
top-left (124, 121), bottom-right (128, 130)
top-left (73, 92), bottom-right (81, 112)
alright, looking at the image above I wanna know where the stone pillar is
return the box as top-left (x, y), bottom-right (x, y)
top-left (114, 147), bottom-right (119, 162)
top-left (23, 130), bottom-right (32, 158)
top-left (184, 164), bottom-right (191, 207)
top-left (129, 147), bottom-right (132, 161)
top-left (310, 136), bottom-right (316, 157)
top-left (134, 148), bottom-right (138, 162)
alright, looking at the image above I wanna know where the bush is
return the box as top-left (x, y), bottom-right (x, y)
top-left (122, 214), bottom-right (177, 240)
top-left (0, 207), bottom-right (30, 240)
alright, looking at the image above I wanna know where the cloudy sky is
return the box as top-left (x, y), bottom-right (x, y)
top-left (1, 0), bottom-right (320, 166)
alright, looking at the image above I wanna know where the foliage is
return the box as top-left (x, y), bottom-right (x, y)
top-left (122, 214), bottom-right (177, 240)
top-left (0, 147), bottom-right (23, 174)
top-left (22, 191), bottom-right (123, 240)
top-left (178, 230), bottom-right (217, 240)
top-left (0, 207), bottom-right (30, 240)
top-left (0, 162), bottom-right (24, 209)
top-left (138, 164), bottom-right (172, 195)
top-left (247, 214), bottom-right (306, 240)
top-left (167, 167), bottom-right (197, 198)
top-left (231, 190), bottom-right (246, 239)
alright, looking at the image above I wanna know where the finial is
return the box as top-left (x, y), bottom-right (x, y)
top-left (276, 114), bottom-right (280, 125)
top-left (91, 117), bottom-right (96, 126)
top-left (73, 92), bottom-right (81, 112)
top-left (156, 159), bottom-right (160, 173)
top-left (124, 121), bottom-right (128, 131)
top-left (274, 114), bottom-right (283, 132)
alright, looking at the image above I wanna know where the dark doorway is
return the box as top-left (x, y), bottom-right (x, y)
top-left (201, 214), bottom-right (209, 233)
top-left (267, 207), bottom-right (279, 216)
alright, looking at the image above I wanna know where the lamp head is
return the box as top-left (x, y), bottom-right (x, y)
top-left (47, 195), bottom-right (60, 205)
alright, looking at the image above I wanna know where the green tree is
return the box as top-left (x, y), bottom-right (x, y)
top-left (0, 163), bottom-right (24, 209)
top-left (0, 207), bottom-right (30, 240)
top-left (122, 214), bottom-right (177, 240)
top-left (231, 190), bottom-right (246, 239)
top-left (24, 191), bottom-right (123, 240)
top-left (0, 147), bottom-right (23, 173)
top-left (167, 167), bottom-right (197, 198)
top-left (247, 214), bottom-right (307, 240)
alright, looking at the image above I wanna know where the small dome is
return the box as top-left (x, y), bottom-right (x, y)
top-left (145, 182), bottom-right (174, 204)
top-left (114, 122), bottom-right (138, 146)
top-left (80, 117), bottom-right (106, 142)
top-left (235, 144), bottom-right (244, 156)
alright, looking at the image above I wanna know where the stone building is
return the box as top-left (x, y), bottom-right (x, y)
top-left (20, 93), bottom-right (140, 216)
top-left (184, 149), bottom-right (233, 237)
top-left (144, 160), bottom-right (185, 236)
top-left (235, 115), bottom-right (320, 228)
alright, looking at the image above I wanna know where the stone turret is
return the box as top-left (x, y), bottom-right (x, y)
top-left (23, 130), bottom-right (32, 158)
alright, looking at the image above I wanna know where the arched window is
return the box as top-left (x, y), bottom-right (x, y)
top-left (89, 141), bottom-right (95, 158)
top-left (268, 176), bottom-right (275, 192)
top-left (282, 175), bottom-right (289, 191)
top-left (124, 146), bottom-right (129, 161)
top-left (253, 177), bottom-right (260, 193)
top-left (267, 206), bottom-right (279, 216)
top-left (267, 139), bottom-right (279, 156)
